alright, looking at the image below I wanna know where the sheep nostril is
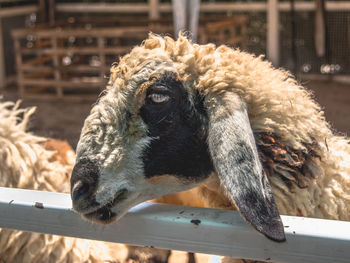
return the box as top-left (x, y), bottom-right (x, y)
top-left (72, 180), bottom-right (90, 202)
top-left (70, 158), bottom-right (100, 208)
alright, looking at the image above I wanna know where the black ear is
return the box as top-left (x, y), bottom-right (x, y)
top-left (205, 94), bottom-right (286, 242)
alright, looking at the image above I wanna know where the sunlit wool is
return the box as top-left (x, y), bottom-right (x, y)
top-left (0, 100), bottom-right (126, 263)
top-left (105, 34), bottom-right (350, 221)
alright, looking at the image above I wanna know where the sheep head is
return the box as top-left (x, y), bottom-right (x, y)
top-left (71, 35), bottom-right (286, 242)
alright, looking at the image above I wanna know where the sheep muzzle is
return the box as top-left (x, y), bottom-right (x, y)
top-left (71, 157), bottom-right (131, 223)
top-left (70, 158), bottom-right (101, 213)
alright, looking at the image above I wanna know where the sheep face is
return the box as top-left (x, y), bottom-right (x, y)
top-left (71, 64), bottom-right (211, 224)
top-left (71, 36), bottom-right (285, 242)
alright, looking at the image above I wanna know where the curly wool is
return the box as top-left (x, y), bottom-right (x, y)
top-left (0, 100), bottom-right (127, 263)
top-left (111, 35), bottom-right (330, 150)
top-left (109, 34), bottom-right (350, 221)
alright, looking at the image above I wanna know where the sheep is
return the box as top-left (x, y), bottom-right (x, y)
top-left (70, 34), bottom-right (350, 258)
top-left (0, 99), bottom-right (193, 263)
top-left (0, 100), bottom-right (131, 263)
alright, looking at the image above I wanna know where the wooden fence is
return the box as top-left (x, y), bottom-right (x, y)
top-left (11, 16), bottom-right (247, 99)
top-left (11, 26), bottom-right (169, 99)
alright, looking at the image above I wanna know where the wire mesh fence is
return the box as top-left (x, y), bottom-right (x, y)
top-left (2, 0), bottom-right (350, 89)
top-left (280, 10), bottom-right (350, 74)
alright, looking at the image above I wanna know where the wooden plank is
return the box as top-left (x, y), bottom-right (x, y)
top-left (38, 0), bottom-right (48, 24)
top-left (24, 55), bottom-right (52, 66)
top-left (11, 26), bottom-right (145, 98)
top-left (20, 47), bottom-right (133, 56)
top-left (149, 0), bottom-right (160, 20)
top-left (0, 18), bottom-right (5, 89)
top-left (279, 1), bottom-right (350, 11)
top-left (98, 36), bottom-right (106, 86)
top-left (56, 16), bottom-right (167, 26)
top-left (11, 27), bottom-right (158, 38)
top-left (24, 70), bottom-right (53, 80)
top-left (56, 3), bottom-right (153, 13)
top-left (0, 0), bottom-right (33, 2)
top-left (200, 2), bottom-right (266, 12)
top-left (0, 5), bottom-right (38, 18)
top-left (56, 2), bottom-right (266, 13)
top-left (13, 38), bottom-right (25, 97)
top-left (0, 187), bottom-right (350, 263)
top-left (21, 64), bottom-right (110, 73)
top-left (18, 79), bottom-right (104, 88)
top-left (49, 0), bottom-right (56, 25)
top-left (55, 1), bottom-right (350, 13)
top-left (267, 0), bottom-right (280, 67)
top-left (15, 93), bottom-right (99, 101)
top-left (51, 36), bottom-right (63, 97)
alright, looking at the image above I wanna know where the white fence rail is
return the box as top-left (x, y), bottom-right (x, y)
top-left (0, 187), bottom-right (350, 263)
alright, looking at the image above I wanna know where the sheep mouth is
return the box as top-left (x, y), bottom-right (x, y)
top-left (82, 189), bottom-right (128, 224)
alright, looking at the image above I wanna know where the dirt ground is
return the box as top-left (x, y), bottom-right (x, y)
top-left (2, 78), bottom-right (350, 150)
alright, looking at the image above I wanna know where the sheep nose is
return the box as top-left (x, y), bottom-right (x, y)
top-left (70, 158), bottom-right (99, 209)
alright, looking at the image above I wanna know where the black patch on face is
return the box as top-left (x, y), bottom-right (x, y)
top-left (139, 71), bottom-right (213, 181)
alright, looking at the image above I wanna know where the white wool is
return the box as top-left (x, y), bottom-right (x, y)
top-left (0, 100), bottom-right (127, 263)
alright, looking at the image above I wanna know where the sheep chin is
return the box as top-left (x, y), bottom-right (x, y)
top-left (82, 206), bottom-right (118, 225)
top-left (78, 188), bottom-right (129, 224)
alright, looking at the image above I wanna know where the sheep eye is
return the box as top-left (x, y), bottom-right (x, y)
top-left (148, 93), bottom-right (170, 104)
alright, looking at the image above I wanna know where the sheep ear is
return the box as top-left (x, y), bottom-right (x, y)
top-left (205, 95), bottom-right (286, 242)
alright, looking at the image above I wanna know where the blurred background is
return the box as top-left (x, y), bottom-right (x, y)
top-left (0, 0), bottom-right (349, 148)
